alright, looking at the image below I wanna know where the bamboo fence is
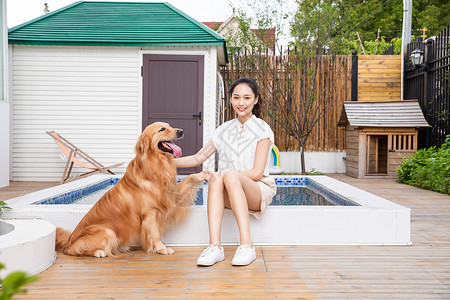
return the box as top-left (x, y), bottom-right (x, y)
top-left (220, 53), bottom-right (351, 152)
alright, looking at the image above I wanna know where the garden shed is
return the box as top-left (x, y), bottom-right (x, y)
top-left (338, 101), bottom-right (429, 178)
top-left (7, 1), bottom-right (227, 180)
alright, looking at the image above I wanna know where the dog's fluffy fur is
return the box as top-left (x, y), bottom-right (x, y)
top-left (55, 122), bottom-right (205, 257)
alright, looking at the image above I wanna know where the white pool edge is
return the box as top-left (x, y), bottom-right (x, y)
top-left (4, 174), bottom-right (411, 246)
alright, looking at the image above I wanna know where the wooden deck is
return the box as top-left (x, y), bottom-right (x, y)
top-left (1, 174), bottom-right (449, 299)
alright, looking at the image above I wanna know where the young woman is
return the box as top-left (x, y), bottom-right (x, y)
top-left (175, 77), bottom-right (277, 266)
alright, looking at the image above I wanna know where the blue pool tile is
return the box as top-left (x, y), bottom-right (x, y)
top-left (34, 176), bottom-right (357, 207)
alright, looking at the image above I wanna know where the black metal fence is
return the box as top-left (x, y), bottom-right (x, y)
top-left (382, 45), bottom-right (394, 55)
top-left (404, 24), bottom-right (450, 148)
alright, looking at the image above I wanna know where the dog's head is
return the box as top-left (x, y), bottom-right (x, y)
top-left (136, 122), bottom-right (183, 158)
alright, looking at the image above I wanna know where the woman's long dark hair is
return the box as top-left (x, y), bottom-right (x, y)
top-left (228, 77), bottom-right (262, 118)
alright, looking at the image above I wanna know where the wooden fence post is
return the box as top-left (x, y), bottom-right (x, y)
top-left (351, 53), bottom-right (358, 101)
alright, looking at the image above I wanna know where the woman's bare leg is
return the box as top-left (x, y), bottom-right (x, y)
top-left (222, 170), bottom-right (261, 246)
top-left (206, 172), bottom-right (226, 247)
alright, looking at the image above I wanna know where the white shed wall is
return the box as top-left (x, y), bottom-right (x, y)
top-left (10, 45), bottom-right (218, 181)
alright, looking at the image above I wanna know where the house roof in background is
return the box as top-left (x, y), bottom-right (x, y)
top-left (8, 1), bottom-right (228, 64)
top-left (251, 28), bottom-right (276, 49)
top-left (202, 14), bottom-right (276, 50)
top-left (338, 101), bottom-right (430, 127)
top-left (202, 22), bottom-right (223, 31)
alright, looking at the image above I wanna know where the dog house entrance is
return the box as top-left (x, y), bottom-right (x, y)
top-left (366, 135), bottom-right (388, 175)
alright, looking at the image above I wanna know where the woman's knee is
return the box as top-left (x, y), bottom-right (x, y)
top-left (222, 170), bottom-right (240, 187)
top-left (207, 172), bottom-right (223, 195)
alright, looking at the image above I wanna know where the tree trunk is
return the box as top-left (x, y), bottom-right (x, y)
top-left (300, 144), bottom-right (306, 175)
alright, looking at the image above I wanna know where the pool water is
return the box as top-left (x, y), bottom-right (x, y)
top-left (272, 186), bottom-right (336, 206)
top-left (74, 185), bottom-right (115, 204)
top-left (33, 178), bottom-right (358, 207)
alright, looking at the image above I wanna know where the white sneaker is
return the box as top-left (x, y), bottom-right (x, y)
top-left (231, 244), bottom-right (256, 266)
top-left (196, 243), bottom-right (225, 266)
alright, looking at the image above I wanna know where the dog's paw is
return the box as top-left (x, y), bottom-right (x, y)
top-left (157, 247), bottom-right (175, 255)
top-left (94, 250), bottom-right (107, 258)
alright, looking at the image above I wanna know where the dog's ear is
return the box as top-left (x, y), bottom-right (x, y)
top-left (135, 134), bottom-right (150, 156)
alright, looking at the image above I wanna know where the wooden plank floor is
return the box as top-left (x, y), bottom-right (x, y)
top-left (1, 174), bottom-right (450, 299)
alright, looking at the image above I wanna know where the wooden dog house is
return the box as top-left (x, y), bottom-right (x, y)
top-left (338, 101), bottom-right (429, 178)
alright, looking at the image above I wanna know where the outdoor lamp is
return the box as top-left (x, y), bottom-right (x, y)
top-left (410, 48), bottom-right (424, 67)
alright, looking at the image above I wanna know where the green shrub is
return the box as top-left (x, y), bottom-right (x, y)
top-left (0, 264), bottom-right (39, 300)
top-left (306, 168), bottom-right (325, 175)
top-left (397, 135), bottom-right (450, 195)
top-left (0, 202), bottom-right (11, 216)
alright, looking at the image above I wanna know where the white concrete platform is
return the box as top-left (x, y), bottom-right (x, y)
top-left (165, 175), bottom-right (411, 245)
top-left (4, 175), bottom-right (411, 246)
top-left (0, 218), bottom-right (56, 277)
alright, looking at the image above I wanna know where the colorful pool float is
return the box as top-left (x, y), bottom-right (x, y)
top-left (269, 145), bottom-right (285, 175)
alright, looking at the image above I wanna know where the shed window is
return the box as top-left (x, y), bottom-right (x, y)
top-left (391, 134), bottom-right (414, 151)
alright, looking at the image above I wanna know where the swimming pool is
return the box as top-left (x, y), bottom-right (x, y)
top-left (4, 174), bottom-right (411, 246)
top-left (32, 177), bottom-right (359, 207)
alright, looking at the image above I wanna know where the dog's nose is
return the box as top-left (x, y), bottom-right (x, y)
top-left (177, 129), bottom-right (183, 138)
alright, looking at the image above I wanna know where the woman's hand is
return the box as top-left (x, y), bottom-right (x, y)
top-left (201, 171), bottom-right (212, 183)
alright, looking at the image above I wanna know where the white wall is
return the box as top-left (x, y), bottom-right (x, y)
top-left (0, 102), bottom-right (9, 187)
top-left (9, 45), bottom-right (219, 181)
top-left (0, 0), bottom-right (9, 187)
top-left (279, 152), bottom-right (346, 174)
top-left (10, 45), bottom-right (140, 181)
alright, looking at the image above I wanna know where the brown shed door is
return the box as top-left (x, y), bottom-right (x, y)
top-left (142, 54), bottom-right (204, 174)
top-left (366, 135), bottom-right (388, 175)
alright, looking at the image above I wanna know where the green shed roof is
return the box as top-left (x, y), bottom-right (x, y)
top-left (8, 1), bottom-right (228, 63)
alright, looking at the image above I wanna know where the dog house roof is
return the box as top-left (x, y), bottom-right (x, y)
top-left (338, 100), bottom-right (430, 127)
top-left (8, 1), bottom-right (228, 64)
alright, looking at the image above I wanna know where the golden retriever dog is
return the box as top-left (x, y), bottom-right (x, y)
top-left (55, 122), bottom-right (205, 257)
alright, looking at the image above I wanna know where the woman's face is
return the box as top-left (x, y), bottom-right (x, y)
top-left (231, 83), bottom-right (258, 122)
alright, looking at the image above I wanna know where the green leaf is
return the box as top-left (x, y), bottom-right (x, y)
top-left (0, 271), bottom-right (39, 300)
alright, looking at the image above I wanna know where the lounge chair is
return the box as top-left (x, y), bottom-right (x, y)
top-left (46, 131), bottom-right (124, 184)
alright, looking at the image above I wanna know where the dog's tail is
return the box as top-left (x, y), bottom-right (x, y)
top-left (55, 227), bottom-right (71, 252)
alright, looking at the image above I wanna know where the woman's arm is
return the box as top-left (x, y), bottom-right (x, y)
top-left (241, 138), bottom-right (271, 181)
top-left (174, 139), bottom-right (217, 168)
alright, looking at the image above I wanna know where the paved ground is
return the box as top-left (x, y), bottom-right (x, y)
top-left (1, 174), bottom-right (449, 298)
